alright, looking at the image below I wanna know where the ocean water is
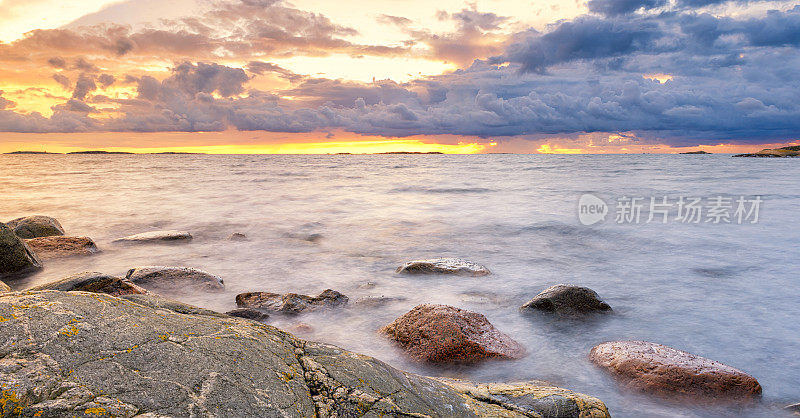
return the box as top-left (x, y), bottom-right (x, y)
top-left (1, 153), bottom-right (798, 417)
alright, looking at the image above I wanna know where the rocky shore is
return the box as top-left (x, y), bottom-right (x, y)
top-left (0, 216), bottom-right (772, 416)
top-left (733, 145), bottom-right (800, 157)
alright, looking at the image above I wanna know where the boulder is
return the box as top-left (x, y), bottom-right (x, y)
top-left (439, 378), bottom-right (610, 418)
top-left (0, 291), bottom-right (608, 417)
top-left (25, 236), bottom-right (100, 259)
top-left (236, 289), bottom-right (348, 314)
top-left (786, 403), bottom-right (800, 416)
top-left (0, 222), bottom-right (42, 278)
top-left (396, 258), bottom-right (491, 276)
top-left (589, 340), bottom-right (762, 401)
top-left (227, 232), bottom-right (247, 241)
top-left (521, 284), bottom-right (612, 315)
top-left (113, 230), bottom-right (192, 243)
top-left (6, 215), bottom-right (65, 238)
top-left (27, 271), bottom-right (147, 296)
top-left (0, 280), bottom-right (10, 293)
top-left (225, 307), bottom-right (270, 321)
top-left (380, 304), bottom-right (525, 364)
top-left (126, 266), bottom-right (224, 290)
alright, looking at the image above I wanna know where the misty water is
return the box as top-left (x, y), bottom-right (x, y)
top-left (2, 153), bottom-right (798, 417)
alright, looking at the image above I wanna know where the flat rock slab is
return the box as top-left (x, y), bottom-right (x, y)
top-left (381, 304), bottom-right (525, 364)
top-left (126, 266), bottom-right (224, 290)
top-left (28, 271), bottom-right (148, 296)
top-left (439, 378), bottom-right (611, 418)
top-left (225, 307), bottom-right (270, 321)
top-left (6, 215), bottom-right (65, 239)
top-left (590, 340), bottom-right (762, 401)
top-left (25, 236), bottom-right (100, 259)
top-left (396, 258), bottom-right (491, 276)
top-left (236, 289), bottom-right (348, 314)
top-left (0, 291), bottom-right (608, 417)
top-left (113, 230), bottom-right (192, 243)
top-left (0, 222), bottom-right (42, 279)
top-left (521, 284), bottom-right (612, 315)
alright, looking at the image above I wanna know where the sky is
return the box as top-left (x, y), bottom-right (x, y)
top-left (0, 0), bottom-right (798, 153)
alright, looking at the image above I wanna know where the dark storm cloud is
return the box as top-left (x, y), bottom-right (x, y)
top-left (587, 0), bottom-right (667, 16)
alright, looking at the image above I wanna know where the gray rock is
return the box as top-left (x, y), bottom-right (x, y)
top-left (353, 295), bottom-right (407, 308)
top-left (226, 232), bottom-right (247, 241)
top-left (0, 291), bottom-right (610, 417)
top-left (0, 222), bottom-right (42, 279)
top-left (0, 280), bottom-right (10, 293)
top-left (521, 284), bottom-right (612, 315)
top-left (113, 230), bottom-right (192, 243)
top-left (226, 308), bottom-right (270, 321)
top-left (786, 402), bottom-right (800, 416)
top-left (27, 271), bottom-right (147, 296)
top-left (236, 289), bottom-right (348, 314)
top-left (126, 266), bottom-right (224, 291)
top-left (396, 258), bottom-right (491, 276)
top-left (6, 215), bottom-right (65, 238)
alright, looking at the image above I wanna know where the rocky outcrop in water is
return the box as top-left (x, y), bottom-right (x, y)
top-left (113, 230), bottom-right (193, 243)
top-left (733, 145), bottom-right (800, 157)
top-left (25, 236), bottom-right (100, 259)
top-left (226, 232), bottom-right (247, 241)
top-left (396, 258), bottom-right (491, 276)
top-left (6, 215), bottom-right (65, 239)
top-left (0, 291), bottom-right (608, 417)
top-left (521, 284), bottom-right (612, 316)
top-left (236, 289), bottom-right (348, 314)
top-left (589, 340), bottom-right (762, 401)
top-left (126, 266), bottom-right (224, 290)
top-left (27, 271), bottom-right (148, 296)
top-left (225, 307), bottom-right (270, 321)
top-left (381, 304), bottom-right (524, 364)
top-left (0, 222), bottom-right (42, 279)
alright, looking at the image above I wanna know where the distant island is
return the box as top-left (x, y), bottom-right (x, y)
top-left (680, 150), bottom-right (711, 154)
top-left (66, 151), bottom-right (135, 155)
top-left (376, 151), bottom-right (444, 154)
top-left (4, 151), bottom-right (62, 154)
top-left (733, 145), bottom-right (800, 158)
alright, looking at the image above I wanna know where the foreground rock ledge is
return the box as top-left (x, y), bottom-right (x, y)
top-left (590, 340), bottom-right (762, 402)
top-left (0, 291), bottom-right (607, 417)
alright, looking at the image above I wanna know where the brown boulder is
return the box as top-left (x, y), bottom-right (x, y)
top-left (521, 284), bottom-right (611, 315)
top-left (25, 236), bottom-right (100, 259)
top-left (225, 307), bottom-right (270, 321)
top-left (589, 340), bottom-right (761, 401)
top-left (236, 289), bottom-right (348, 314)
top-left (28, 271), bottom-right (148, 297)
top-left (6, 215), bottom-right (65, 238)
top-left (380, 304), bottom-right (524, 364)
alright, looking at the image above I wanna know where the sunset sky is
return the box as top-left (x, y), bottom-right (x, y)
top-left (0, 0), bottom-right (798, 153)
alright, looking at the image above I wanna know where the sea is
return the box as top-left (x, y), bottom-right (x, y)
top-left (1, 153), bottom-right (798, 417)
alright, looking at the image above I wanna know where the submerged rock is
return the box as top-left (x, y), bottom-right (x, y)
top-left (225, 307), bottom-right (270, 321)
top-left (589, 340), bottom-right (762, 401)
top-left (396, 258), bottom-right (491, 276)
top-left (439, 378), bottom-right (610, 418)
top-left (236, 289), bottom-right (348, 314)
top-left (0, 222), bottom-right (42, 279)
top-left (227, 232), bottom-right (247, 241)
top-left (126, 266), bottom-right (224, 290)
top-left (28, 271), bottom-right (147, 296)
top-left (0, 291), bottom-right (607, 417)
top-left (353, 295), bottom-right (407, 308)
top-left (381, 304), bottom-right (524, 364)
top-left (113, 230), bottom-right (192, 243)
top-left (521, 284), bottom-right (612, 315)
top-left (786, 403), bottom-right (800, 416)
top-left (6, 215), bottom-right (65, 239)
top-left (25, 236), bottom-right (100, 259)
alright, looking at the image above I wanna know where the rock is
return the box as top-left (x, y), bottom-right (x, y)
top-left (786, 402), bottom-right (800, 416)
top-left (126, 266), bottom-right (224, 290)
top-left (438, 378), bottom-right (610, 418)
top-left (521, 284), bottom-right (612, 315)
top-left (0, 291), bottom-right (607, 417)
top-left (27, 271), bottom-right (148, 296)
top-left (733, 145), bottom-right (800, 158)
top-left (113, 230), bottom-right (192, 243)
top-left (292, 322), bottom-right (314, 334)
top-left (380, 304), bottom-right (525, 364)
top-left (589, 340), bottom-right (762, 401)
top-left (236, 289), bottom-right (348, 314)
top-left (227, 232), bottom-right (247, 241)
top-left (25, 236), bottom-right (100, 259)
top-left (396, 258), bottom-right (491, 276)
top-left (5, 215), bottom-right (65, 238)
top-left (0, 281), bottom-right (10, 293)
top-left (0, 222), bottom-right (42, 279)
top-left (353, 295), bottom-right (407, 308)
top-left (225, 307), bottom-right (270, 321)
top-left (284, 232), bottom-right (323, 243)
